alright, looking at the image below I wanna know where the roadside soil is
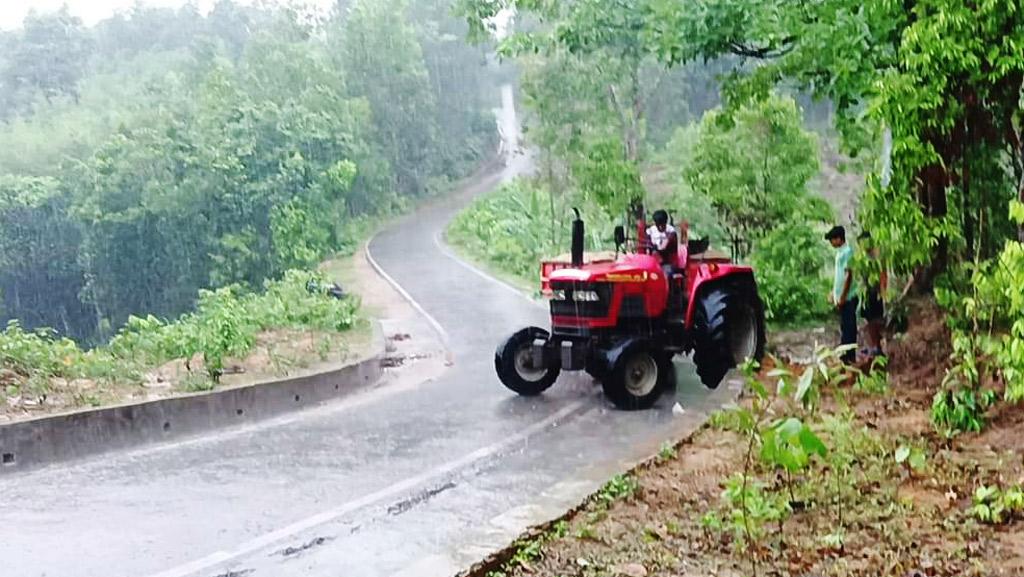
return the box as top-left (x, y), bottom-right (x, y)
top-left (475, 299), bottom-right (1024, 577)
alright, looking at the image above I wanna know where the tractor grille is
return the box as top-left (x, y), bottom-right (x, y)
top-left (549, 281), bottom-right (612, 318)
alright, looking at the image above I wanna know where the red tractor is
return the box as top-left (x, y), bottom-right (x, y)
top-left (495, 204), bottom-right (766, 410)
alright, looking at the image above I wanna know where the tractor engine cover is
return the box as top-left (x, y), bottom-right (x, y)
top-left (547, 254), bottom-right (668, 332)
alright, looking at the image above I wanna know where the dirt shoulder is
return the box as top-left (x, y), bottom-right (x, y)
top-left (471, 301), bottom-right (1024, 577)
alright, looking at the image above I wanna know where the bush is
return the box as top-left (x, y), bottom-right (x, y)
top-left (2, 269), bottom-right (360, 391)
top-left (447, 179), bottom-right (615, 282)
top-left (751, 221), bottom-right (832, 325)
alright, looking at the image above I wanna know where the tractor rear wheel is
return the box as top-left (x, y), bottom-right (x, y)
top-left (692, 285), bottom-right (766, 389)
top-left (601, 341), bottom-right (672, 410)
top-left (585, 352), bottom-right (608, 383)
top-left (495, 327), bottom-right (561, 396)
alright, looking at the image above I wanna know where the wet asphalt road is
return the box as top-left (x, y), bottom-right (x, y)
top-left (0, 89), bottom-right (738, 577)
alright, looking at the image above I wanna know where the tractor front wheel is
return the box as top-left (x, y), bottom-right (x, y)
top-left (692, 285), bottom-right (766, 389)
top-left (601, 340), bottom-right (672, 410)
top-left (495, 327), bottom-right (561, 396)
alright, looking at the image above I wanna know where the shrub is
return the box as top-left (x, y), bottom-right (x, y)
top-left (2, 269), bottom-right (361, 391)
top-left (751, 221), bottom-right (832, 325)
top-left (447, 179), bottom-right (614, 282)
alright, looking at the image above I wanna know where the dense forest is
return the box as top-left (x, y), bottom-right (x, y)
top-left (0, 0), bottom-right (500, 344)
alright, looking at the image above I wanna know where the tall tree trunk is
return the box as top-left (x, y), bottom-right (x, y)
top-left (913, 163), bottom-right (950, 292)
top-left (963, 148), bottom-right (974, 259)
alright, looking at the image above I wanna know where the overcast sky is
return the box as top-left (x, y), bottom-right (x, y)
top-left (0, 0), bottom-right (334, 30)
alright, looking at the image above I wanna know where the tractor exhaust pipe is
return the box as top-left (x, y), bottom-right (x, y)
top-left (571, 207), bottom-right (584, 267)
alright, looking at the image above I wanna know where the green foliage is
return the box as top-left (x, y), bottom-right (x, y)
top-left (657, 125), bottom-right (727, 241)
top-left (931, 385), bottom-right (998, 437)
top-left (271, 199), bottom-right (333, 273)
top-left (340, 0), bottom-right (441, 197)
top-left (702, 350), bottom-right (865, 562)
top-left (853, 356), bottom-right (889, 395)
top-left (447, 179), bottom-right (615, 282)
top-left (0, 0), bottom-right (498, 344)
top-left (485, 517), bottom-right (574, 577)
top-left (682, 95), bottom-right (830, 256)
top-left (0, 7), bottom-right (93, 118)
top-left (657, 441), bottom-right (677, 461)
top-left (704, 474), bottom-right (793, 548)
top-left (597, 474), bottom-right (639, 507)
top-left (934, 203), bottom-right (1024, 432)
top-left (2, 270), bottom-right (359, 392)
top-left (572, 138), bottom-right (644, 221)
top-left (894, 444), bottom-right (927, 473)
top-left (760, 417), bottom-right (827, 473)
top-left (750, 221), bottom-right (832, 324)
top-left (972, 485), bottom-right (1024, 525)
top-left (660, 96), bottom-right (832, 326)
top-left (0, 321), bottom-right (86, 389)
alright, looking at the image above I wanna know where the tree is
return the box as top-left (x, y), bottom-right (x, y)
top-left (338, 0), bottom-right (440, 197)
top-left (0, 7), bottom-right (93, 118)
top-left (464, 0), bottom-right (1024, 288)
top-left (0, 0), bottom-right (499, 342)
top-left (0, 176), bottom-right (93, 340)
top-left (683, 96), bottom-right (828, 258)
top-left (410, 0), bottom-right (498, 178)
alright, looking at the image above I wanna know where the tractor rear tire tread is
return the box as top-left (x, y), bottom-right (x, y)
top-left (693, 284), bottom-right (765, 389)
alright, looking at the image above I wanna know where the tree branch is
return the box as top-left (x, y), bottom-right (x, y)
top-left (727, 37), bottom-right (796, 60)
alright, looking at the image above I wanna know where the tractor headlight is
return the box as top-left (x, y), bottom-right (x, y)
top-left (572, 290), bottom-right (600, 302)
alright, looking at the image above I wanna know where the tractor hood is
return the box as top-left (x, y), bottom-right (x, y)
top-left (548, 253), bottom-right (661, 284)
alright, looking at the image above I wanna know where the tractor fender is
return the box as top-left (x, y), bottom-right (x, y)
top-left (684, 268), bottom-right (758, 327)
top-left (598, 337), bottom-right (648, 372)
top-left (595, 336), bottom-right (674, 372)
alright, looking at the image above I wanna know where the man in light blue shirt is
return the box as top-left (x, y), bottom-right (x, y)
top-left (826, 225), bottom-right (858, 363)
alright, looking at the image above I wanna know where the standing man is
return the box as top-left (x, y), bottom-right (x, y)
top-left (826, 225), bottom-right (858, 364)
top-left (858, 231), bottom-right (888, 358)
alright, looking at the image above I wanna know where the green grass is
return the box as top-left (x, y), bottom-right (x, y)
top-left (1, 270), bottom-right (361, 397)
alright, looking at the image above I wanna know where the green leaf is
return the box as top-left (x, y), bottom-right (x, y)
top-left (1011, 200), bottom-right (1024, 225)
top-left (797, 426), bottom-right (827, 457)
top-left (908, 449), bottom-right (927, 471)
top-left (747, 376), bottom-right (769, 400)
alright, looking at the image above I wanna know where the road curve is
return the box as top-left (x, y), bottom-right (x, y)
top-left (0, 88), bottom-right (737, 577)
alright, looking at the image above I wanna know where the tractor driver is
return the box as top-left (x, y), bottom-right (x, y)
top-left (646, 210), bottom-right (679, 279)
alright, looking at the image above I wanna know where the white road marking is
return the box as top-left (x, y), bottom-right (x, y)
top-left (142, 399), bottom-right (592, 577)
top-left (431, 230), bottom-right (543, 309)
top-left (365, 238), bottom-right (452, 346)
